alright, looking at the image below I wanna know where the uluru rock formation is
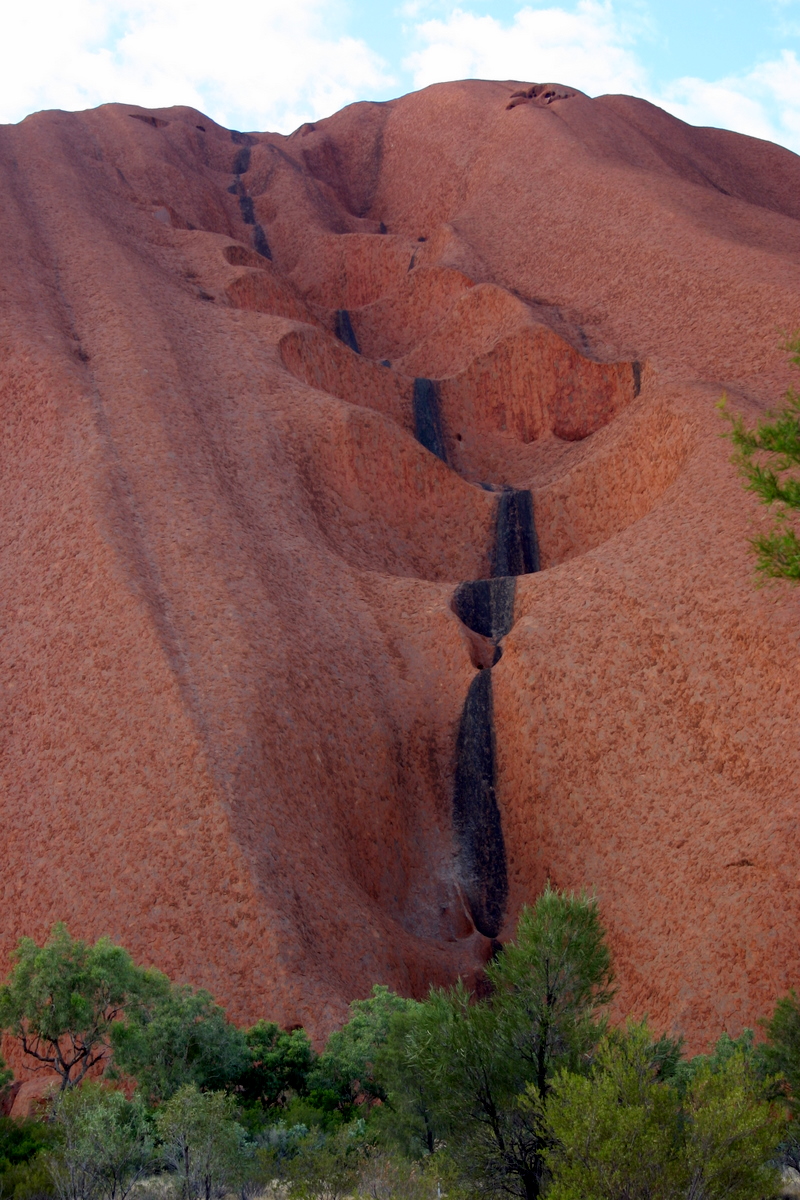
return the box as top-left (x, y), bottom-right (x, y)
top-left (3, 79), bottom-right (800, 1055)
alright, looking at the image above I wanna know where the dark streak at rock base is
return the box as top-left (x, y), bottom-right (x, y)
top-left (453, 670), bottom-right (508, 939)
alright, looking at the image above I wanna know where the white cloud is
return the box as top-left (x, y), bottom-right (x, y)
top-left (655, 51), bottom-right (800, 154)
top-left (0, 0), bottom-right (392, 134)
top-left (404, 2), bottom-right (647, 98)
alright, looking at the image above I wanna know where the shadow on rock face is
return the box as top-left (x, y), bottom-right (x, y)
top-left (334, 309), bottom-right (361, 354)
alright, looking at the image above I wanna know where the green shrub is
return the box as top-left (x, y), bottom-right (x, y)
top-left (155, 1084), bottom-right (246, 1200)
top-left (545, 1022), bottom-right (784, 1200)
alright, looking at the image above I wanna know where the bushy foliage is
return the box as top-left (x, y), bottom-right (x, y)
top-left (0, 1116), bottom-right (58, 1200)
top-left (378, 887), bottom-right (614, 1200)
top-left (46, 1082), bottom-right (152, 1200)
top-left (238, 1022), bottom-right (315, 1112)
top-left (758, 987), bottom-right (800, 1170)
top-left (109, 984), bottom-right (249, 1105)
top-left (545, 1021), bottom-right (784, 1200)
top-left (721, 332), bottom-right (800, 581)
top-left (281, 1122), bottom-right (367, 1200)
top-left (307, 987), bottom-right (413, 1117)
top-left (156, 1084), bottom-right (245, 1200)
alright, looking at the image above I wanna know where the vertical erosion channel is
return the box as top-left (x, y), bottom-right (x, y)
top-left (228, 132), bottom-right (271, 260)
top-left (413, 378), bottom-right (447, 463)
top-left (452, 489), bottom-right (539, 939)
top-left (453, 670), bottom-right (507, 938)
top-left (494, 488), bottom-right (539, 576)
top-left (452, 577), bottom-right (516, 643)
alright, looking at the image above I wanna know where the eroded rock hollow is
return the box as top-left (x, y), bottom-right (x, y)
top-left (3, 80), bottom-right (800, 1050)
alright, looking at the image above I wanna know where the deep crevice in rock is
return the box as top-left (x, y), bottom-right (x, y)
top-left (233, 147), bottom-right (252, 175)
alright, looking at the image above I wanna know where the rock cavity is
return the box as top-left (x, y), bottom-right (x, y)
top-left (452, 577), bottom-right (516, 641)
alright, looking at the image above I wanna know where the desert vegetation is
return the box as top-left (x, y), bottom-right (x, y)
top-left (0, 890), bottom-right (796, 1200)
top-left (722, 334), bottom-right (800, 583)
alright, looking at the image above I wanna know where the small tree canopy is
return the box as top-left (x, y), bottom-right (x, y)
top-left (0, 924), bottom-right (162, 1091)
top-left (759, 988), bottom-right (800, 1168)
top-left (308, 986), bottom-right (413, 1115)
top-left (487, 884), bottom-right (615, 1096)
top-left (238, 1022), bottom-right (315, 1111)
top-left (373, 1000), bottom-right (447, 1158)
top-left (283, 1123), bottom-right (366, 1200)
top-left (381, 887), bottom-right (614, 1200)
top-left (110, 982), bottom-right (249, 1104)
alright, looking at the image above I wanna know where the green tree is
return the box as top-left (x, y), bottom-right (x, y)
top-left (156, 1085), bottom-right (246, 1200)
top-left (0, 925), bottom-right (161, 1091)
top-left (110, 984), bottom-right (249, 1105)
top-left (490, 886), bottom-right (615, 1096)
top-left (373, 1002), bottom-right (447, 1157)
top-left (308, 986), bottom-right (413, 1116)
top-left (721, 333), bottom-right (800, 581)
top-left (759, 988), bottom-right (800, 1169)
top-left (545, 1023), bottom-right (685, 1200)
top-left (46, 1083), bottom-right (152, 1200)
top-left (546, 1023), bottom-right (784, 1200)
top-left (385, 887), bottom-right (614, 1200)
top-left (237, 1022), bottom-right (315, 1112)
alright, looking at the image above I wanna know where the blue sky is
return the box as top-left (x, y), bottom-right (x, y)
top-left (3, 1), bottom-right (800, 152)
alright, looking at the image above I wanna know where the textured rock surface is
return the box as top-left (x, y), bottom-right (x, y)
top-left (2, 80), bottom-right (800, 1055)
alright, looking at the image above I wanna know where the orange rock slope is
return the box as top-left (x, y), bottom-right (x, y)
top-left (2, 80), bottom-right (800, 1053)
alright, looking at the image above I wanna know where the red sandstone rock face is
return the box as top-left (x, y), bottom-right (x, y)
top-left (2, 81), bottom-right (800, 1057)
